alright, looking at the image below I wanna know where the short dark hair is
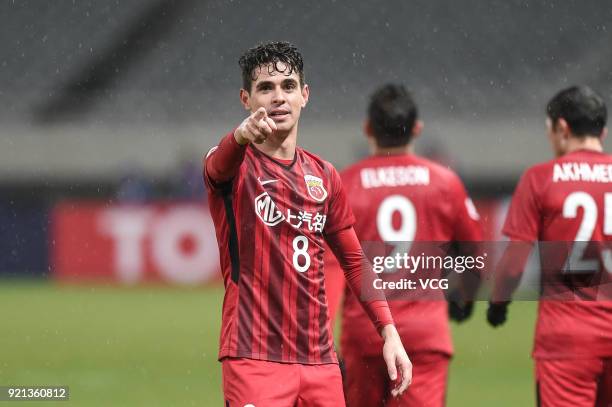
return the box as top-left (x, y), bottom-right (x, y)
top-left (368, 84), bottom-right (418, 148)
top-left (238, 41), bottom-right (304, 92)
top-left (546, 86), bottom-right (607, 137)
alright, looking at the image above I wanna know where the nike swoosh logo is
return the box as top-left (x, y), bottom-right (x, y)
top-left (258, 177), bottom-right (279, 185)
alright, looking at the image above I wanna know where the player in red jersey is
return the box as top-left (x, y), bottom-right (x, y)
top-left (326, 84), bottom-right (482, 407)
top-left (488, 86), bottom-right (612, 407)
top-left (203, 42), bottom-right (412, 406)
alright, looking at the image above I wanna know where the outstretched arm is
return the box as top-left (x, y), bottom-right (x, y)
top-left (205, 107), bottom-right (277, 184)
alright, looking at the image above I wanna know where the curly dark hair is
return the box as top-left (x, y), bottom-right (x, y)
top-left (368, 84), bottom-right (418, 148)
top-left (239, 41), bottom-right (304, 92)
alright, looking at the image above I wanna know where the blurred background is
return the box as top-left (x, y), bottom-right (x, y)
top-left (1, 0), bottom-right (611, 405)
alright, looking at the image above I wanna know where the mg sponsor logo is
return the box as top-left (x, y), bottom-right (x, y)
top-left (255, 192), bottom-right (285, 226)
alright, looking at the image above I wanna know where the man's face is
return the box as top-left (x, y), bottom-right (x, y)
top-left (240, 62), bottom-right (309, 133)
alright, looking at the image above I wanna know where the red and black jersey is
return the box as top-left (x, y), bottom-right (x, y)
top-left (204, 134), bottom-right (357, 364)
top-left (503, 149), bottom-right (612, 359)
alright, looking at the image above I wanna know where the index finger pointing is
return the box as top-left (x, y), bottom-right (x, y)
top-left (252, 107), bottom-right (267, 121)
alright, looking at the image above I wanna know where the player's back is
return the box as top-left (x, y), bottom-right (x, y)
top-left (504, 149), bottom-right (612, 358)
top-left (344, 154), bottom-right (475, 242)
top-left (510, 150), bottom-right (612, 243)
top-left (340, 153), bottom-right (481, 356)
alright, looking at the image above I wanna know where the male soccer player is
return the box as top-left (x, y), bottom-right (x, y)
top-left (488, 86), bottom-right (612, 406)
top-left (203, 42), bottom-right (412, 406)
top-left (328, 84), bottom-right (482, 406)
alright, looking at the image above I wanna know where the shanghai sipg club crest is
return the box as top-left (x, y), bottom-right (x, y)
top-left (304, 175), bottom-right (328, 202)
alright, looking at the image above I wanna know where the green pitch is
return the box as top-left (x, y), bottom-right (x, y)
top-left (0, 282), bottom-right (536, 406)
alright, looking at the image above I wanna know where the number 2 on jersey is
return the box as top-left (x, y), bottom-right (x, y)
top-left (563, 192), bottom-right (612, 273)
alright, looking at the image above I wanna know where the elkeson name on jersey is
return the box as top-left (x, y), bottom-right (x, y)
top-left (204, 133), bottom-right (392, 365)
top-left (553, 162), bottom-right (612, 183)
top-left (360, 165), bottom-right (430, 188)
